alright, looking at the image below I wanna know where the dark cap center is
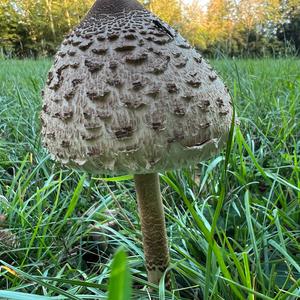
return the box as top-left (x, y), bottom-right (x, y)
top-left (87, 0), bottom-right (145, 16)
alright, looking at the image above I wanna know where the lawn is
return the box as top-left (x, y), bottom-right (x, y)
top-left (0, 58), bottom-right (299, 299)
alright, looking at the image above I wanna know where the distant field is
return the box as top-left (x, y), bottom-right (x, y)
top-left (0, 58), bottom-right (299, 299)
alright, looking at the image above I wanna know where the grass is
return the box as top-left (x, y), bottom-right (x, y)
top-left (0, 58), bottom-right (299, 299)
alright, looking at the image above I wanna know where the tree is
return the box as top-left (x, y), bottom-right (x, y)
top-left (181, 0), bottom-right (207, 49)
top-left (0, 1), bottom-right (24, 56)
top-left (204, 0), bottom-right (236, 54)
top-left (0, 0), bottom-right (94, 56)
top-left (145, 0), bottom-right (183, 28)
top-left (0, 0), bottom-right (299, 57)
top-left (277, 3), bottom-right (300, 53)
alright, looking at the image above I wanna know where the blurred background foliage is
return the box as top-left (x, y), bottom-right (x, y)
top-left (0, 0), bottom-right (299, 57)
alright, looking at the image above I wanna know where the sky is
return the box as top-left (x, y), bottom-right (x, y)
top-left (182, 0), bottom-right (209, 7)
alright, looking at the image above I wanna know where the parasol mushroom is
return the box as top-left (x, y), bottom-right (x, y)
top-left (41, 0), bottom-right (233, 288)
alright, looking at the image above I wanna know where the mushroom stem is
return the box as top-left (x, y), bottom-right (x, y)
top-left (134, 173), bottom-right (170, 287)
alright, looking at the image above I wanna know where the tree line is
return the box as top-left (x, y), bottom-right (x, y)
top-left (0, 0), bottom-right (299, 58)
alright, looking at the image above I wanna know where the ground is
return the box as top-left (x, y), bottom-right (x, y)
top-left (0, 58), bottom-right (299, 299)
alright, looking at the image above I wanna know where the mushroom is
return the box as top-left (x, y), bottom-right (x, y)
top-left (41, 0), bottom-right (233, 288)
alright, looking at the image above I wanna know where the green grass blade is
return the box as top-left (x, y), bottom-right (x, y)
top-left (0, 261), bottom-right (80, 300)
top-left (56, 174), bottom-right (86, 234)
top-left (268, 239), bottom-right (300, 273)
top-left (108, 248), bottom-right (132, 300)
top-left (0, 291), bottom-right (61, 300)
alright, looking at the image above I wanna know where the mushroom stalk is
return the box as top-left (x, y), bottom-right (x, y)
top-left (134, 173), bottom-right (170, 287)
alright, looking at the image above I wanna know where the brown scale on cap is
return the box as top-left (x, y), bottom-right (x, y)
top-left (173, 101), bottom-right (186, 116)
top-left (114, 126), bottom-right (134, 139)
top-left (121, 94), bottom-right (147, 110)
top-left (138, 39), bottom-right (144, 46)
top-left (83, 117), bottom-right (103, 130)
top-left (200, 122), bottom-right (211, 129)
top-left (119, 143), bottom-right (140, 153)
top-left (87, 146), bottom-right (103, 156)
top-left (46, 72), bottom-right (54, 85)
top-left (46, 132), bottom-right (55, 140)
top-left (72, 78), bottom-right (83, 87)
top-left (194, 57), bottom-right (202, 63)
top-left (177, 41), bottom-right (191, 49)
top-left (185, 71), bottom-right (202, 88)
top-left (166, 83), bottom-right (179, 93)
top-left (87, 90), bottom-right (110, 101)
top-left (125, 51), bottom-right (148, 64)
top-left (107, 32), bottom-right (119, 40)
top-left (71, 40), bottom-right (81, 46)
top-left (79, 40), bottom-right (94, 51)
top-left (85, 59), bottom-right (104, 73)
top-left (57, 51), bottom-right (66, 57)
top-left (174, 55), bottom-right (188, 68)
top-left (106, 73), bottom-right (123, 87)
top-left (148, 58), bottom-right (169, 74)
top-left (209, 74), bottom-right (218, 81)
top-left (145, 107), bottom-right (167, 132)
top-left (124, 33), bottom-right (137, 40)
top-left (49, 76), bottom-right (63, 91)
top-left (152, 36), bottom-right (171, 45)
top-left (82, 131), bottom-right (101, 141)
top-left (108, 61), bottom-right (118, 69)
top-left (97, 34), bottom-right (106, 41)
top-left (219, 109), bottom-right (230, 116)
top-left (42, 104), bottom-right (49, 113)
top-left (64, 87), bottom-right (77, 101)
top-left (56, 64), bottom-right (69, 77)
top-left (67, 50), bottom-right (76, 56)
top-left (181, 92), bottom-right (195, 101)
top-left (92, 46), bottom-right (108, 55)
top-left (144, 82), bottom-right (161, 97)
top-left (96, 109), bottom-right (112, 120)
top-left (216, 97), bottom-right (224, 107)
top-left (114, 42), bottom-right (136, 52)
top-left (197, 100), bottom-right (211, 112)
top-left (83, 107), bottom-right (95, 119)
top-left (61, 140), bottom-right (71, 148)
top-left (51, 97), bottom-right (61, 103)
top-left (62, 39), bottom-right (70, 46)
top-left (130, 74), bottom-right (149, 90)
top-left (69, 62), bottom-right (80, 69)
top-left (60, 107), bottom-right (73, 121)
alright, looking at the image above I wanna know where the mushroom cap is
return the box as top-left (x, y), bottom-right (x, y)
top-left (41, 0), bottom-right (233, 175)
